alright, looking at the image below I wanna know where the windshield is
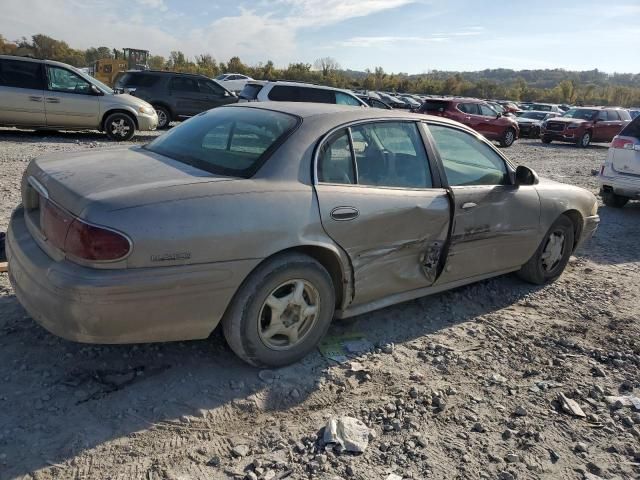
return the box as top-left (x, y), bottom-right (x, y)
top-left (562, 108), bottom-right (597, 120)
top-left (144, 107), bottom-right (299, 177)
top-left (521, 112), bottom-right (547, 120)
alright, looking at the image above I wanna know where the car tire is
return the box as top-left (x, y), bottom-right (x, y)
top-left (577, 131), bottom-right (591, 148)
top-left (222, 253), bottom-right (336, 367)
top-left (104, 112), bottom-right (136, 141)
top-left (541, 136), bottom-right (552, 144)
top-left (154, 105), bottom-right (171, 129)
top-left (499, 128), bottom-right (516, 147)
top-left (602, 190), bottom-right (629, 208)
top-left (531, 126), bottom-right (540, 138)
top-left (517, 215), bottom-right (575, 285)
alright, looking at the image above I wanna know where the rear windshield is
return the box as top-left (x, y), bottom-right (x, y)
top-left (562, 108), bottom-right (597, 120)
top-left (620, 116), bottom-right (640, 140)
top-left (144, 107), bottom-right (299, 177)
top-left (239, 83), bottom-right (263, 100)
top-left (421, 100), bottom-right (449, 112)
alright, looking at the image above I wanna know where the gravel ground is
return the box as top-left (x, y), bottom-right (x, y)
top-left (0, 128), bottom-right (639, 480)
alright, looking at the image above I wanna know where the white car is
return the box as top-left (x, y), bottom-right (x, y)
top-left (237, 81), bottom-right (367, 107)
top-left (598, 115), bottom-right (640, 208)
top-left (214, 73), bottom-right (253, 93)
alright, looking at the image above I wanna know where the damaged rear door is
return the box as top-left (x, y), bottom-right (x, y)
top-left (314, 121), bottom-right (450, 307)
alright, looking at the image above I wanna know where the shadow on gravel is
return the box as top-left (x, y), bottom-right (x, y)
top-left (0, 271), bottom-right (542, 479)
top-left (535, 141), bottom-right (610, 150)
top-left (0, 127), bottom-right (159, 143)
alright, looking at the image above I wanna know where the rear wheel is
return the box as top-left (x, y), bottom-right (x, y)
top-left (541, 136), bottom-right (552, 144)
top-left (500, 128), bottom-right (516, 147)
top-left (153, 105), bottom-right (171, 129)
top-left (602, 190), bottom-right (629, 208)
top-left (577, 131), bottom-right (591, 148)
top-left (518, 215), bottom-right (575, 285)
top-left (222, 253), bottom-right (335, 367)
top-left (104, 112), bottom-right (136, 141)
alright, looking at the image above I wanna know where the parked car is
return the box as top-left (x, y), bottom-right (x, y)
top-left (7, 103), bottom-right (599, 367)
top-left (498, 101), bottom-right (520, 114)
top-left (356, 94), bottom-right (391, 109)
top-left (541, 107), bottom-right (632, 147)
top-left (0, 55), bottom-right (158, 141)
top-left (415, 97), bottom-right (520, 147)
top-left (238, 80), bottom-right (367, 107)
top-left (517, 111), bottom-right (560, 138)
top-left (376, 92), bottom-right (409, 109)
top-left (214, 73), bottom-right (253, 93)
top-left (398, 95), bottom-right (422, 109)
top-left (598, 115), bottom-right (640, 207)
top-left (113, 70), bottom-right (237, 129)
top-left (528, 103), bottom-right (563, 113)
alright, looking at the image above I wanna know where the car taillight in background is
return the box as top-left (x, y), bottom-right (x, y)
top-left (611, 137), bottom-right (638, 150)
top-left (41, 199), bottom-right (131, 261)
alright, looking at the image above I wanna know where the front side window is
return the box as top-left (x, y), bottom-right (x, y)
top-left (0, 59), bottom-right (43, 89)
top-left (479, 104), bottom-right (497, 117)
top-left (144, 107), bottom-right (298, 177)
top-left (198, 79), bottom-right (225, 95)
top-left (458, 103), bottom-right (479, 115)
top-left (597, 110), bottom-right (608, 121)
top-left (170, 77), bottom-right (199, 93)
top-left (298, 87), bottom-right (334, 104)
top-left (563, 108), bottom-right (598, 120)
top-left (606, 110), bottom-right (620, 121)
top-left (336, 92), bottom-right (362, 106)
top-left (428, 124), bottom-right (508, 187)
top-left (46, 66), bottom-right (91, 94)
top-left (317, 130), bottom-right (355, 184)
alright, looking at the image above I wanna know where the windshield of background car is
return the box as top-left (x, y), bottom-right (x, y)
top-left (144, 107), bottom-right (299, 177)
top-left (521, 112), bottom-right (546, 120)
top-left (562, 108), bottom-right (597, 120)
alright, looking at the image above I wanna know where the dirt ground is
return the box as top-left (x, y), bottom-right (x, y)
top-left (0, 128), bottom-right (639, 480)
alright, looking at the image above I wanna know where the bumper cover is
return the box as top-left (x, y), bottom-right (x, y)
top-left (7, 208), bottom-right (259, 343)
top-left (599, 173), bottom-right (640, 199)
top-left (576, 214), bottom-right (599, 249)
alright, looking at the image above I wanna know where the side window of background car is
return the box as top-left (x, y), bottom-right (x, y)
top-left (268, 85), bottom-right (299, 101)
top-left (606, 110), bottom-right (620, 121)
top-left (46, 66), bottom-right (91, 94)
top-left (298, 87), bottom-right (334, 104)
top-left (351, 122), bottom-right (432, 188)
top-left (428, 124), bottom-right (508, 187)
top-left (479, 104), bottom-right (497, 117)
top-left (336, 92), bottom-right (362, 106)
top-left (170, 77), bottom-right (199, 93)
top-left (459, 103), bottom-right (478, 115)
top-left (317, 130), bottom-right (355, 184)
top-left (198, 79), bottom-right (224, 96)
top-left (597, 110), bottom-right (608, 121)
top-left (0, 59), bottom-right (43, 89)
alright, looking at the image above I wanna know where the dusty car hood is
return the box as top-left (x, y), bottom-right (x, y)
top-left (27, 146), bottom-right (234, 216)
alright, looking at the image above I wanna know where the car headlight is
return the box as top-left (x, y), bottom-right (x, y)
top-left (138, 105), bottom-right (154, 115)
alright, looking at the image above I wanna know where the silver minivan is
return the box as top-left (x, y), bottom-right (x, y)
top-left (0, 55), bottom-right (158, 140)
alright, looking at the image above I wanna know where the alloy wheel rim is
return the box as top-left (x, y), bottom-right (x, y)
top-left (582, 133), bottom-right (590, 146)
top-left (541, 231), bottom-right (565, 272)
top-left (156, 109), bottom-right (167, 127)
top-left (110, 119), bottom-right (131, 138)
top-left (258, 279), bottom-right (320, 351)
top-left (505, 131), bottom-right (514, 145)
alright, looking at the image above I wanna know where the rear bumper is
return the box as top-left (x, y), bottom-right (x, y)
top-left (599, 173), bottom-right (640, 199)
top-left (7, 208), bottom-right (259, 344)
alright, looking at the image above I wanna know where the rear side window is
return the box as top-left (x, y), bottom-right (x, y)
top-left (239, 83), bottom-right (263, 100)
top-left (318, 130), bottom-right (355, 184)
top-left (421, 100), bottom-right (448, 113)
top-left (170, 77), bottom-right (199, 93)
top-left (0, 59), bottom-right (43, 89)
top-left (268, 85), bottom-right (335, 103)
top-left (268, 85), bottom-right (298, 101)
top-left (606, 110), bottom-right (620, 121)
top-left (619, 110), bottom-right (631, 121)
top-left (620, 116), bottom-right (640, 139)
top-left (117, 73), bottom-right (158, 88)
top-left (458, 103), bottom-right (479, 115)
top-left (144, 107), bottom-right (298, 177)
top-left (198, 79), bottom-right (225, 95)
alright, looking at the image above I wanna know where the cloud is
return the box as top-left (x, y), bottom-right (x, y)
top-left (136, 0), bottom-right (168, 11)
top-left (339, 27), bottom-right (484, 47)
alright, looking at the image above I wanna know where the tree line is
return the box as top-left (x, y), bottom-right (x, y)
top-left (2, 34), bottom-right (639, 107)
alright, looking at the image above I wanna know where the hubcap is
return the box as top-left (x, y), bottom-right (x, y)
top-left (258, 279), bottom-right (320, 350)
top-left (156, 109), bottom-right (167, 127)
top-left (505, 131), bottom-right (514, 144)
top-left (541, 231), bottom-right (565, 272)
top-left (582, 133), bottom-right (590, 146)
top-left (110, 119), bottom-right (131, 138)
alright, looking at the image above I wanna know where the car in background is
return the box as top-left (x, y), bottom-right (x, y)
top-left (498, 101), bottom-right (520, 114)
top-left (238, 81), bottom-right (367, 107)
top-left (598, 115), bottom-right (640, 208)
top-left (214, 73), bottom-right (253, 93)
top-left (541, 107), bottom-right (632, 147)
top-left (376, 92), bottom-right (409, 109)
top-left (517, 111), bottom-right (560, 138)
top-left (528, 103), bottom-right (564, 113)
top-left (629, 109), bottom-right (640, 119)
top-left (415, 97), bottom-right (520, 147)
top-left (398, 95), bottom-right (422, 109)
top-left (114, 70), bottom-right (237, 129)
top-left (356, 94), bottom-right (391, 109)
top-left (0, 55), bottom-right (158, 141)
top-left (7, 102), bottom-right (599, 367)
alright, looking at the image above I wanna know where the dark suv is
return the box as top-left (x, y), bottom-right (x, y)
top-left (114, 70), bottom-right (237, 128)
top-left (541, 107), bottom-right (631, 147)
top-left (415, 98), bottom-right (520, 147)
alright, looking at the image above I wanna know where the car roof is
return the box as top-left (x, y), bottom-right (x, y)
top-left (122, 70), bottom-right (209, 79)
top-left (0, 54), bottom-right (82, 70)
top-left (246, 80), bottom-right (356, 94)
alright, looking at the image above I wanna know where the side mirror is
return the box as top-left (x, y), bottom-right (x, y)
top-left (90, 84), bottom-right (104, 96)
top-left (496, 112), bottom-right (502, 118)
top-left (515, 165), bottom-right (539, 186)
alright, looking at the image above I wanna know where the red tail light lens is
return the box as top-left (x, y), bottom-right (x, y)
top-left (41, 200), bottom-right (74, 250)
top-left (65, 219), bottom-right (131, 261)
top-left (612, 137), bottom-right (634, 149)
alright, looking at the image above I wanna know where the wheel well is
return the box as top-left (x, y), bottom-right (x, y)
top-left (151, 102), bottom-right (173, 119)
top-left (562, 210), bottom-right (583, 251)
top-left (102, 110), bottom-right (138, 131)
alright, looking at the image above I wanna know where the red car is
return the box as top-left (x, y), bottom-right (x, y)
top-left (416, 98), bottom-right (519, 147)
top-left (541, 107), bottom-right (632, 148)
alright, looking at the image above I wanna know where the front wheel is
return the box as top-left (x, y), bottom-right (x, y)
top-left (541, 136), bottom-right (552, 144)
top-left (517, 215), bottom-right (575, 285)
top-left (500, 128), bottom-right (516, 147)
top-left (104, 112), bottom-right (136, 141)
top-left (577, 131), bottom-right (591, 148)
top-left (602, 190), bottom-right (629, 208)
top-left (222, 253), bottom-right (335, 367)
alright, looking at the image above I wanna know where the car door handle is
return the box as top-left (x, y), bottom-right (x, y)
top-left (29, 96), bottom-right (43, 102)
top-left (330, 206), bottom-right (359, 221)
top-left (45, 98), bottom-right (60, 103)
top-left (461, 202), bottom-right (477, 210)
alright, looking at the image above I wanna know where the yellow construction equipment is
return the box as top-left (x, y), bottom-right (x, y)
top-left (94, 48), bottom-right (149, 86)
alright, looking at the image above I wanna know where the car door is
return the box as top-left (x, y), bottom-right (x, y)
top-left (478, 103), bottom-right (501, 139)
top-left (196, 78), bottom-right (236, 111)
top-left (314, 121), bottom-right (450, 307)
top-left (605, 110), bottom-right (625, 140)
top-left (425, 123), bottom-right (541, 284)
top-left (592, 110), bottom-right (611, 142)
top-left (44, 65), bottom-right (100, 128)
top-left (0, 58), bottom-right (46, 127)
top-left (168, 76), bottom-right (201, 117)
top-left (456, 102), bottom-right (482, 132)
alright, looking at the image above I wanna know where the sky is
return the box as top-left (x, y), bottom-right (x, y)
top-left (1, 0), bottom-right (639, 74)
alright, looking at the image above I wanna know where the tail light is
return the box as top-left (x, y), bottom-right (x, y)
top-left (611, 137), bottom-right (635, 150)
top-left (41, 199), bottom-right (131, 262)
